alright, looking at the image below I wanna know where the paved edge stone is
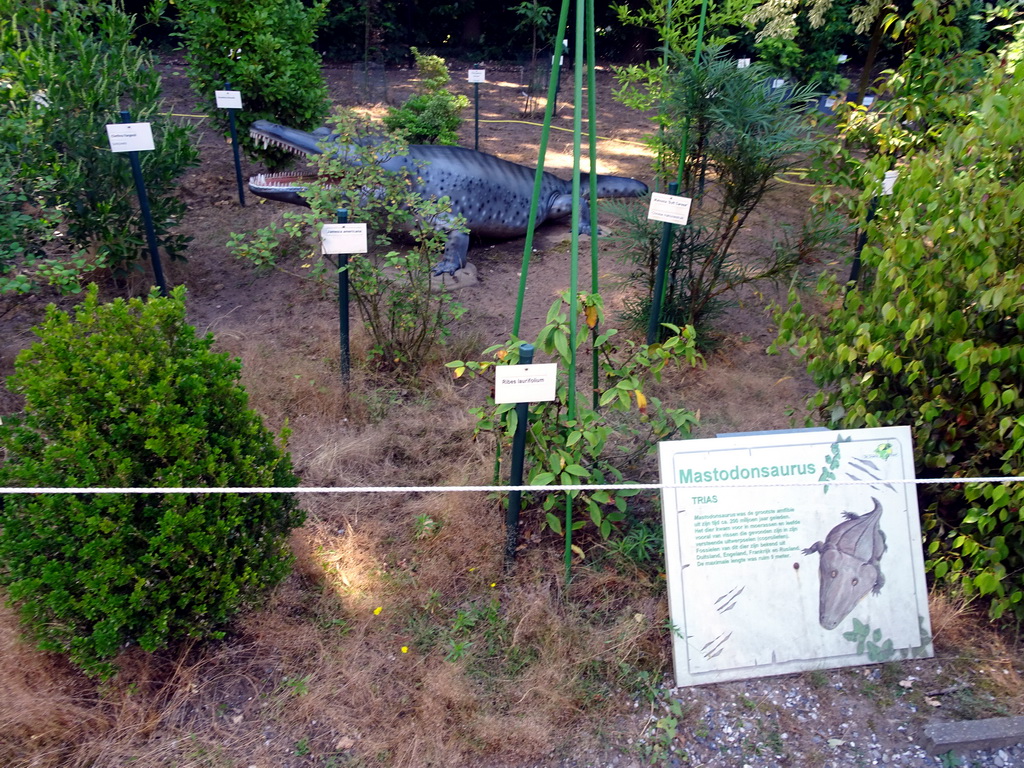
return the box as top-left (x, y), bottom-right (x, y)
top-left (923, 716), bottom-right (1024, 755)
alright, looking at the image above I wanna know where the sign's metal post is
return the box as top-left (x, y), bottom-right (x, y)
top-left (474, 81), bottom-right (480, 150)
top-left (224, 82), bottom-right (246, 207)
top-left (647, 181), bottom-right (679, 344)
top-left (504, 343), bottom-right (535, 566)
top-left (321, 211), bottom-right (367, 386)
top-left (118, 110), bottom-right (168, 296)
top-left (336, 209), bottom-right (351, 383)
top-left (468, 69), bottom-right (485, 151)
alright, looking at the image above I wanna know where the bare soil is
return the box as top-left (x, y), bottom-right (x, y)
top-left (1, 59), bottom-right (1022, 768)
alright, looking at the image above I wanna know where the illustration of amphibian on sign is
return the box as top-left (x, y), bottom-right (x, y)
top-left (803, 498), bottom-right (887, 630)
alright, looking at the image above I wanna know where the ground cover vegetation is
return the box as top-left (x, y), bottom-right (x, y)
top-left (0, 0), bottom-right (197, 295)
top-left (1, 0), bottom-right (1024, 764)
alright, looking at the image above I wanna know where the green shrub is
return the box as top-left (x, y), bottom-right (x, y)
top-left (383, 47), bottom-right (469, 145)
top-left (610, 46), bottom-right (819, 343)
top-left (174, 0), bottom-right (329, 169)
top-left (774, 56), bottom-right (1024, 620)
top-left (0, 0), bottom-right (197, 294)
top-left (0, 287), bottom-right (303, 677)
top-left (449, 293), bottom-right (701, 554)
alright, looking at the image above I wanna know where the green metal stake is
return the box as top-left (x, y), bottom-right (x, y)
top-left (512, 0), bottom-right (571, 337)
top-left (647, 182), bottom-right (679, 344)
top-left (119, 110), bottom-right (168, 297)
top-left (337, 209), bottom-right (351, 383)
top-left (563, 0), bottom-right (587, 584)
top-left (504, 343), bottom-right (535, 567)
top-left (225, 82), bottom-right (246, 207)
top-left (586, 0), bottom-right (601, 411)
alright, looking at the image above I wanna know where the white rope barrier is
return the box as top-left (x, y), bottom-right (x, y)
top-left (0, 476), bottom-right (1020, 495)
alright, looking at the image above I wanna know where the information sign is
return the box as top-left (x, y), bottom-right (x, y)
top-left (321, 223), bottom-right (368, 255)
top-left (737, 58), bottom-right (751, 69)
top-left (648, 192), bottom-right (692, 226)
top-left (215, 90), bottom-right (243, 109)
top-left (658, 427), bottom-right (932, 687)
top-left (494, 364), bottom-right (557, 404)
top-left (106, 122), bottom-right (155, 153)
top-left (468, 69), bottom-right (486, 83)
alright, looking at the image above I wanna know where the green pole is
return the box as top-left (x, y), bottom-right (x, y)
top-left (586, 0), bottom-right (600, 411)
top-left (647, 182), bottom-right (679, 344)
top-left (564, 0), bottom-right (586, 584)
top-left (675, 0), bottom-right (710, 190)
top-left (337, 209), bottom-right (351, 384)
top-left (512, 0), bottom-right (572, 338)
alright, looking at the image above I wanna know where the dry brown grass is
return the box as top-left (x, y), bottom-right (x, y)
top-left (3, 276), bottom-right (1024, 768)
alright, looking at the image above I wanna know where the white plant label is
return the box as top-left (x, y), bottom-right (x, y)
top-left (737, 58), bottom-right (751, 69)
top-left (658, 426), bottom-right (932, 687)
top-left (468, 69), bottom-right (486, 83)
top-left (882, 170), bottom-right (899, 196)
top-left (648, 192), bottom-right (692, 226)
top-left (215, 90), bottom-right (243, 109)
top-left (106, 122), bottom-right (155, 153)
top-left (494, 364), bottom-right (558, 404)
top-left (771, 78), bottom-right (786, 89)
top-left (825, 97), bottom-right (838, 109)
top-left (863, 95), bottom-right (876, 106)
top-left (321, 223), bottom-right (368, 255)
top-left (838, 54), bottom-right (849, 63)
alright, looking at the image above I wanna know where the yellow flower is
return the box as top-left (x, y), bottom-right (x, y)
top-left (401, 646), bottom-right (409, 654)
top-left (373, 606), bottom-right (382, 615)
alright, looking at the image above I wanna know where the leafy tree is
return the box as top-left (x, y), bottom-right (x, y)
top-left (774, 45), bottom-right (1024, 620)
top-left (0, 0), bottom-right (197, 295)
top-left (173, 0), bottom-right (330, 169)
top-left (0, 287), bottom-right (303, 677)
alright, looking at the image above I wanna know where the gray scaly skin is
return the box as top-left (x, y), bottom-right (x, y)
top-left (803, 497), bottom-right (887, 630)
top-left (247, 120), bottom-right (649, 275)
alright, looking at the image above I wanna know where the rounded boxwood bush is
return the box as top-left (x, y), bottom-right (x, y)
top-left (0, 286), bottom-right (304, 677)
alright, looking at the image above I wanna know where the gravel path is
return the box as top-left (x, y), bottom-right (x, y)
top-left (507, 662), bottom-right (1024, 768)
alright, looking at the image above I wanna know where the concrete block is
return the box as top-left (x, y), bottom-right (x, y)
top-left (924, 716), bottom-right (1024, 755)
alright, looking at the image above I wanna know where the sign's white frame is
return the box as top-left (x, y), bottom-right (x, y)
top-left (658, 426), bottom-right (932, 687)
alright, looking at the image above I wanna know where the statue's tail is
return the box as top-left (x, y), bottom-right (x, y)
top-left (582, 173), bottom-right (649, 200)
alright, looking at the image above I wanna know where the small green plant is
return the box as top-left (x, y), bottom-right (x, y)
top-left (449, 292), bottom-right (701, 546)
top-left (0, 286), bottom-right (303, 677)
top-left (174, 0), bottom-right (330, 168)
top-left (413, 514), bottom-right (442, 539)
top-left (229, 111), bottom-right (467, 376)
top-left (294, 736), bottom-right (312, 756)
top-left (382, 47), bottom-right (469, 145)
top-left (639, 698), bottom-right (691, 764)
top-left (282, 675), bottom-right (312, 697)
top-left (1, 0), bottom-right (197, 294)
